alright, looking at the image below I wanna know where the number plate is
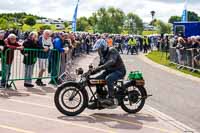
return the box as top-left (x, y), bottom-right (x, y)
top-left (135, 80), bottom-right (145, 86)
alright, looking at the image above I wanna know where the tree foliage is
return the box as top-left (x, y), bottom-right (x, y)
top-left (124, 13), bottom-right (143, 34)
top-left (77, 17), bottom-right (90, 31)
top-left (188, 11), bottom-right (199, 21)
top-left (168, 16), bottom-right (181, 24)
top-left (0, 18), bottom-right (9, 30)
top-left (24, 16), bottom-right (36, 27)
top-left (77, 7), bottom-right (143, 34)
top-left (154, 20), bottom-right (172, 34)
top-left (40, 25), bottom-right (51, 30)
top-left (168, 10), bottom-right (200, 23)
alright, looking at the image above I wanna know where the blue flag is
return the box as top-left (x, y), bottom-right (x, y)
top-left (181, 0), bottom-right (188, 22)
top-left (72, 0), bottom-right (80, 32)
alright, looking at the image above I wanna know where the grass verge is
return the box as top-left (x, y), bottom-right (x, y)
top-left (146, 51), bottom-right (200, 78)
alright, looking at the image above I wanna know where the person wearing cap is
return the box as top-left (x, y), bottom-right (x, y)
top-left (90, 36), bottom-right (126, 108)
top-left (1, 34), bottom-right (23, 88)
top-left (36, 30), bottom-right (53, 86)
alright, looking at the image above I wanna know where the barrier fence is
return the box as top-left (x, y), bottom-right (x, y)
top-left (169, 47), bottom-right (200, 71)
top-left (1, 48), bottom-right (63, 90)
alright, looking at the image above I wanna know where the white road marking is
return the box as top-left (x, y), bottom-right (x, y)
top-left (0, 124), bottom-right (35, 133)
top-left (146, 105), bottom-right (197, 133)
top-left (6, 99), bottom-right (181, 133)
top-left (0, 109), bottom-right (115, 133)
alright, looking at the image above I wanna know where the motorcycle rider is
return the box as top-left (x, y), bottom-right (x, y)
top-left (92, 35), bottom-right (126, 106)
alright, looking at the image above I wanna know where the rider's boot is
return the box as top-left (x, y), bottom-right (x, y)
top-left (101, 89), bottom-right (118, 108)
top-left (87, 94), bottom-right (105, 110)
top-left (101, 97), bottom-right (114, 106)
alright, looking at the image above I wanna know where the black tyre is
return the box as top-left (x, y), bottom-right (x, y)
top-left (121, 85), bottom-right (146, 114)
top-left (54, 82), bottom-right (88, 116)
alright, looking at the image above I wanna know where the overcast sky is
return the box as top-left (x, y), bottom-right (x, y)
top-left (0, 0), bottom-right (199, 22)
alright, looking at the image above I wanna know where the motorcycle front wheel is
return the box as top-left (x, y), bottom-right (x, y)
top-left (121, 85), bottom-right (146, 114)
top-left (54, 83), bottom-right (88, 116)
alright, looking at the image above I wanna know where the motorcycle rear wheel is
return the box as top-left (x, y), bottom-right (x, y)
top-left (121, 85), bottom-right (146, 114)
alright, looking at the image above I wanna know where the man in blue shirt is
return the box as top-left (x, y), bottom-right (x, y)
top-left (49, 32), bottom-right (68, 85)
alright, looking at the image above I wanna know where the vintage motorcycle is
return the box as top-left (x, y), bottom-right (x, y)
top-left (54, 65), bottom-right (151, 116)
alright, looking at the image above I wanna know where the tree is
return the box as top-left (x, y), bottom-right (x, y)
top-left (88, 14), bottom-right (98, 33)
top-left (77, 17), bottom-right (90, 31)
top-left (63, 21), bottom-right (69, 28)
top-left (188, 11), bottom-right (199, 21)
top-left (40, 25), bottom-right (51, 30)
top-left (107, 7), bottom-right (125, 33)
top-left (154, 20), bottom-right (171, 34)
top-left (168, 11), bottom-right (200, 23)
top-left (0, 18), bottom-right (9, 30)
top-left (90, 7), bottom-right (126, 33)
top-left (95, 7), bottom-right (112, 33)
top-left (168, 16), bottom-right (181, 24)
top-left (24, 16), bottom-right (36, 27)
top-left (124, 13), bottom-right (143, 34)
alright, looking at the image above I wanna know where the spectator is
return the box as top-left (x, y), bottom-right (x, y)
top-left (50, 32), bottom-right (68, 85)
top-left (1, 34), bottom-right (23, 88)
top-left (194, 37), bottom-right (200, 66)
top-left (115, 36), bottom-right (123, 54)
top-left (85, 35), bottom-right (91, 54)
top-left (36, 30), bottom-right (53, 86)
top-left (127, 37), bottom-right (137, 55)
top-left (22, 32), bottom-right (48, 87)
top-left (143, 36), bottom-right (149, 53)
top-left (176, 37), bottom-right (186, 66)
top-left (0, 31), bottom-right (5, 84)
top-left (59, 33), bottom-right (71, 75)
top-left (0, 31), bottom-right (5, 54)
top-left (107, 36), bottom-right (113, 47)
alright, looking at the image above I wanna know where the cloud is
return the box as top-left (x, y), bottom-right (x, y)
top-left (0, 0), bottom-right (199, 23)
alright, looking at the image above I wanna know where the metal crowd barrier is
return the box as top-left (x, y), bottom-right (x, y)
top-left (2, 48), bottom-right (61, 90)
top-left (169, 47), bottom-right (200, 72)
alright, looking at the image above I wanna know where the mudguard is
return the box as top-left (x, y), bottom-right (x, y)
top-left (123, 80), bottom-right (147, 97)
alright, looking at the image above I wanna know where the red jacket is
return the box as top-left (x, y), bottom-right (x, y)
top-left (4, 39), bottom-right (21, 64)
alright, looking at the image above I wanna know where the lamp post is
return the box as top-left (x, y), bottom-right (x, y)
top-left (150, 11), bottom-right (155, 21)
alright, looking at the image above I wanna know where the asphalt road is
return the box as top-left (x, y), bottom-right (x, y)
top-left (122, 54), bottom-right (200, 132)
top-left (0, 53), bottom-right (199, 133)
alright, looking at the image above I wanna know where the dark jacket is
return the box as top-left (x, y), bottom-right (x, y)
top-left (22, 39), bottom-right (42, 65)
top-left (0, 40), bottom-right (5, 58)
top-left (4, 39), bottom-right (21, 65)
top-left (99, 47), bottom-right (126, 73)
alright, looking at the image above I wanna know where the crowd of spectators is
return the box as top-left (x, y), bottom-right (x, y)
top-left (170, 35), bottom-right (200, 68)
top-left (1, 28), bottom-right (199, 89)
